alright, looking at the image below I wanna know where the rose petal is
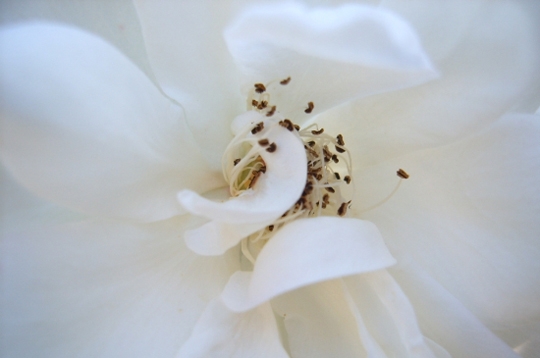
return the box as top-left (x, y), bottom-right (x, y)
top-left (355, 113), bottom-right (540, 353)
top-left (0, 23), bottom-right (223, 222)
top-left (177, 299), bottom-right (287, 358)
top-left (224, 3), bottom-right (437, 122)
top-left (2, 217), bottom-right (237, 357)
top-left (344, 271), bottom-right (440, 357)
top-left (221, 217), bottom-right (396, 312)
top-left (133, 0), bottom-right (245, 168)
top-left (178, 112), bottom-right (307, 255)
top-left (318, 0), bottom-right (540, 167)
top-left (271, 279), bottom-right (378, 358)
top-left (391, 264), bottom-right (518, 357)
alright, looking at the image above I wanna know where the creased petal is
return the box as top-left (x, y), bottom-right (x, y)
top-left (2, 217), bottom-right (237, 358)
top-left (0, 23), bottom-right (223, 222)
top-left (224, 3), bottom-right (437, 122)
top-left (178, 113), bottom-right (307, 255)
top-left (133, 0), bottom-right (245, 168)
top-left (221, 217), bottom-right (396, 312)
top-left (177, 299), bottom-right (288, 358)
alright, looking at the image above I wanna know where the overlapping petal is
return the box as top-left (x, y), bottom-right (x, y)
top-left (221, 217), bottom-right (396, 312)
top-left (0, 23), bottom-right (223, 222)
top-left (318, 0), bottom-right (540, 167)
top-left (133, 0), bottom-right (246, 168)
top-left (355, 113), bottom-right (540, 354)
top-left (224, 2), bottom-right (437, 123)
top-left (1, 217), bottom-right (237, 358)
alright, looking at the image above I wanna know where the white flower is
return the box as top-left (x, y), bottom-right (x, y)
top-left (1, 1), bottom-right (540, 358)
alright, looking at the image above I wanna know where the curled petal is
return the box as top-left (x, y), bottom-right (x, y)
top-left (0, 23), bottom-right (222, 222)
top-left (221, 217), bottom-right (396, 312)
top-left (178, 113), bottom-right (307, 255)
top-left (224, 3), bottom-right (437, 121)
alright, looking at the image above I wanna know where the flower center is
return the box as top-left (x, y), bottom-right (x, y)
top-left (222, 78), bottom-right (354, 263)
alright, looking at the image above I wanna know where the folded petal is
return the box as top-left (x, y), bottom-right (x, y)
top-left (178, 113), bottom-right (307, 255)
top-left (221, 217), bottom-right (396, 312)
top-left (133, 0), bottom-right (245, 168)
top-left (355, 113), bottom-right (540, 352)
top-left (2, 217), bottom-right (237, 358)
top-left (0, 23), bottom-right (223, 222)
top-left (177, 299), bottom-right (288, 358)
top-left (224, 3), bottom-right (437, 122)
top-left (319, 0), bottom-right (540, 167)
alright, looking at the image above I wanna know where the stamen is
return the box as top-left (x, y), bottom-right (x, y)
top-left (397, 168), bottom-right (410, 179)
top-left (266, 143), bottom-right (277, 153)
top-left (224, 79), bottom-right (355, 262)
top-left (305, 101), bottom-right (314, 114)
top-left (254, 83), bottom-right (266, 93)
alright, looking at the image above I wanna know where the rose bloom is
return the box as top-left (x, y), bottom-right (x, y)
top-left (1, 1), bottom-right (540, 357)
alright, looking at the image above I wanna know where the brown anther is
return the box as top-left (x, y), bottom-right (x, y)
top-left (321, 202), bottom-right (327, 209)
top-left (251, 99), bottom-right (259, 107)
top-left (334, 172), bottom-right (341, 180)
top-left (308, 140), bottom-right (316, 147)
top-left (397, 168), bottom-right (410, 179)
top-left (294, 124), bottom-right (300, 131)
top-left (316, 174), bottom-right (323, 180)
top-left (325, 187), bottom-right (336, 193)
top-left (332, 154), bottom-right (339, 163)
top-left (323, 193), bottom-right (330, 204)
top-left (279, 119), bottom-right (294, 131)
top-left (254, 83), bottom-right (266, 93)
top-left (251, 122), bottom-right (264, 134)
top-left (280, 77), bottom-right (291, 85)
top-left (311, 128), bottom-right (324, 135)
top-left (335, 146), bottom-right (346, 153)
top-left (258, 139), bottom-right (269, 146)
top-left (338, 202), bottom-right (348, 216)
top-left (266, 142), bottom-right (277, 153)
top-left (323, 145), bottom-right (332, 158)
top-left (344, 175), bottom-right (351, 184)
top-left (257, 100), bottom-right (268, 110)
top-left (266, 105), bottom-right (276, 117)
top-left (305, 101), bottom-right (314, 114)
top-left (259, 165), bottom-right (267, 174)
top-left (268, 225), bottom-right (274, 232)
top-left (233, 158), bottom-right (241, 166)
top-left (336, 134), bottom-right (345, 146)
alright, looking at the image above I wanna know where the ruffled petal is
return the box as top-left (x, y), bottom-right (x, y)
top-left (133, 0), bottom-right (245, 168)
top-left (178, 112), bottom-right (307, 255)
top-left (355, 113), bottom-right (540, 353)
top-left (221, 217), bottom-right (396, 312)
top-left (177, 299), bottom-right (288, 358)
top-left (318, 0), bottom-right (540, 167)
top-left (2, 217), bottom-right (237, 358)
top-left (224, 3), bottom-right (437, 123)
top-left (0, 23), bottom-right (223, 222)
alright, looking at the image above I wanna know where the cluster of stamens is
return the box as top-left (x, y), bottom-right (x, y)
top-left (222, 77), bottom-right (411, 264)
top-left (222, 77), bottom-right (357, 263)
